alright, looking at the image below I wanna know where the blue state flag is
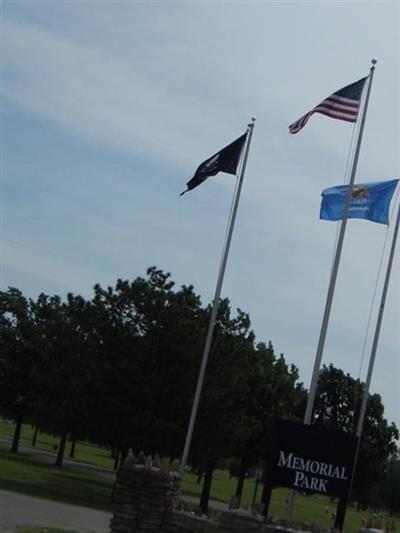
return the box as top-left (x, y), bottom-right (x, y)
top-left (320, 179), bottom-right (399, 225)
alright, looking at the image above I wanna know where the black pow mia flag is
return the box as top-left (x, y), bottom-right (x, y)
top-left (180, 133), bottom-right (247, 196)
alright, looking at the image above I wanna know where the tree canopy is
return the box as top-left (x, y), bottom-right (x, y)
top-left (313, 364), bottom-right (399, 507)
top-left (0, 268), bottom-right (397, 511)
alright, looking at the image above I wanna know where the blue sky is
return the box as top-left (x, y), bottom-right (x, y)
top-left (2, 1), bottom-right (399, 429)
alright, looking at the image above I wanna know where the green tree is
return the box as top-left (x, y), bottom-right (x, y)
top-left (313, 364), bottom-right (398, 507)
top-left (32, 293), bottom-right (93, 466)
top-left (86, 267), bottom-right (205, 460)
top-left (234, 342), bottom-right (306, 504)
top-left (189, 300), bottom-right (255, 513)
top-left (0, 288), bottom-right (40, 452)
top-left (376, 452), bottom-right (400, 515)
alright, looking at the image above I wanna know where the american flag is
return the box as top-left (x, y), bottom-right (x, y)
top-left (289, 77), bottom-right (368, 134)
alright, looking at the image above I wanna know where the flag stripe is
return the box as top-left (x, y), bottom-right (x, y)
top-left (315, 109), bottom-right (358, 122)
top-left (315, 104), bottom-right (358, 117)
top-left (328, 96), bottom-right (359, 108)
top-left (289, 76), bottom-right (368, 134)
top-left (320, 99), bottom-right (359, 112)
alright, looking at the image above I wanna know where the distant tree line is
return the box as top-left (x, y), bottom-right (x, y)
top-left (0, 266), bottom-right (398, 513)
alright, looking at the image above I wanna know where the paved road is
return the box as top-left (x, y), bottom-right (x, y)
top-left (0, 489), bottom-right (111, 533)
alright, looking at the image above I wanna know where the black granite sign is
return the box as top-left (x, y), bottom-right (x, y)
top-left (269, 420), bottom-right (358, 498)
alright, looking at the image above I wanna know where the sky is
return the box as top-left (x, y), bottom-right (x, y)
top-left (1, 1), bottom-right (399, 430)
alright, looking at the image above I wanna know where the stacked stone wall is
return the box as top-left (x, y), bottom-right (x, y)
top-left (110, 452), bottom-right (181, 533)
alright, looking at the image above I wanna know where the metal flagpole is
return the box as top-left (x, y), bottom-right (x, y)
top-left (304, 60), bottom-right (376, 426)
top-left (286, 60), bottom-right (377, 519)
top-left (334, 196), bottom-right (400, 530)
top-left (180, 118), bottom-right (256, 473)
top-left (355, 199), bottom-right (400, 440)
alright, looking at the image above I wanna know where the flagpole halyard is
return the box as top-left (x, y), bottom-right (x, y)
top-left (286, 61), bottom-right (376, 522)
top-left (180, 118), bottom-right (256, 473)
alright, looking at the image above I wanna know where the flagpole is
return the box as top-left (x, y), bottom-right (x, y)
top-left (180, 118), bottom-right (256, 472)
top-left (333, 196), bottom-right (400, 530)
top-left (304, 59), bottom-right (376, 426)
top-left (355, 200), bottom-right (399, 440)
top-left (286, 60), bottom-right (376, 519)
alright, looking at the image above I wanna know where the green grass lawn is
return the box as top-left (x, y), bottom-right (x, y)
top-left (0, 445), bottom-right (114, 511)
top-left (0, 419), bottom-right (114, 469)
top-left (182, 469), bottom-right (399, 533)
top-left (1, 419), bottom-right (398, 532)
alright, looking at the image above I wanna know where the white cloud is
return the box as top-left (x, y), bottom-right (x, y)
top-left (2, 2), bottom-right (399, 427)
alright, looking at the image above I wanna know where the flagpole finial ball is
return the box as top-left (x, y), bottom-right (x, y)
top-left (371, 58), bottom-right (377, 65)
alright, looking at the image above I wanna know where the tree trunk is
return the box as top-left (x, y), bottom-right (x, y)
top-left (119, 446), bottom-right (128, 469)
top-left (199, 460), bottom-right (214, 515)
top-left (196, 471), bottom-right (204, 484)
top-left (31, 426), bottom-right (39, 447)
top-left (113, 448), bottom-right (120, 470)
top-left (111, 446), bottom-right (116, 459)
top-left (261, 461), bottom-right (271, 507)
top-left (235, 460), bottom-right (247, 506)
top-left (11, 415), bottom-right (23, 453)
top-left (55, 432), bottom-right (68, 467)
top-left (69, 438), bottom-right (76, 458)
